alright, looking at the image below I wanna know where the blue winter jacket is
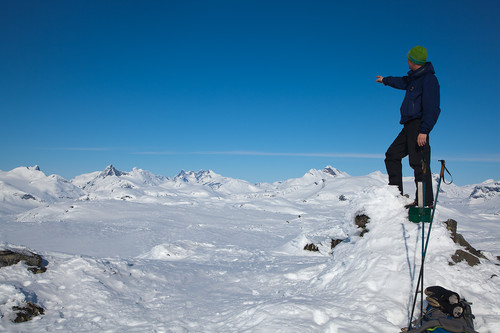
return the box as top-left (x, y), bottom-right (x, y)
top-left (383, 62), bottom-right (440, 134)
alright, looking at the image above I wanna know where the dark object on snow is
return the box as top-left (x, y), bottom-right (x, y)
top-left (451, 250), bottom-right (480, 267)
top-left (408, 206), bottom-right (432, 223)
top-left (425, 286), bottom-right (462, 318)
top-left (444, 219), bottom-right (485, 267)
top-left (354, 214), bottom-right (370, 237)
top-left (303, 243), bottom-right (319, 252)
top-left (21, 193), bottom-right (37, 200)
top-left (13, 301), bottom-right (45, 323)
top-left (330, 239), bottom-right (343, 249)
top-left (303, 238), bottom-right (345, 253)
top-left (0, 249), bottom-right (47, 274)
top-left (405, 286), bottom-right (477, 333)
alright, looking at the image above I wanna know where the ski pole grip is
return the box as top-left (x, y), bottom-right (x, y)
top-left (439, 160), bottom-right (445, 179)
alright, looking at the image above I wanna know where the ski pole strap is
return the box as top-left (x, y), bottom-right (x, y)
top-left (438, 160), bottom-right (453, 184)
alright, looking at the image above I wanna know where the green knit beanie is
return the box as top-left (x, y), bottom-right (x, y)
top-left (407, 45), bottom-right (427, 65)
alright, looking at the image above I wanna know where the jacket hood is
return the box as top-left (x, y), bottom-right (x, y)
top-left (408, 62), bottom-right (435, 78)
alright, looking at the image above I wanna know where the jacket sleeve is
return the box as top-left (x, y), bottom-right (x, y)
top-left (419, 74), bottom-right (441, 134)
top-left (382, 76), bottom-right (409, 90)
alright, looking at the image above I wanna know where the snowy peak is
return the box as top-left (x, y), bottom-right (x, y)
top-left (322, 165), bottom-right (348, 177)
top-left (469, 180), bottom-right (500, 199)
top-left (303, 166), bottom-right (348, 181)
top-left (7, 166), bottom-right (47, 181)
top-left (100, 165), bottom-right (127, 178)
top-left (173, 169), bottom-right (260, 194)
top-left (128, 167), bottom-right (168, 186)
top-left (262, 166), bottom-right (351, 199)
top-left (71, 165), bottom-right (171, 200)
top-left (174, 169), bottom-right (219, 185)
top-left (0, 166), bottom-right (84, 213)
top-left (287, 166), bottom-right (349, 185)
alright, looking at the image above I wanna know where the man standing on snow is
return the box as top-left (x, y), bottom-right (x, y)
top-left (376, 46), bottom-right (440, 207)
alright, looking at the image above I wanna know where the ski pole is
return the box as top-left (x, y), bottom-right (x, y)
top-left (420, 160), bottom-right (426, 320)
top-left (408, 160), bottom-right (447, 329)
top-left (409, 158), bottom-right (427, 329)
top-left (423, 160), bottom-right (446, 256)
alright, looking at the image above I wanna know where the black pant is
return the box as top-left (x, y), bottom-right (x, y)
top-left (385, 119), bottom-right (434, 206)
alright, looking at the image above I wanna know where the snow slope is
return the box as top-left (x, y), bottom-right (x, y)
top-left (1, 165), bottom-right (499, 332)
top-left (0, 166), bottom-right (84, 216)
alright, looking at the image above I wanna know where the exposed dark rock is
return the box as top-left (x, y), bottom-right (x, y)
top-left (21, 194), bottom-right (37, 200)
top-left (303, 243), bottom-right (319, 252)
top-left (444, 219), bottom-right (486, 259)
top-left (121, 182), bottom-right (134, 189)
top-left (331, 239), bottom-right (344, 249)
top-left (355, 214), bottom-right (370, 237)
top-left (0, 249), bottom-right (47, 273)
top-left (1, 250), bottom-right (47, 322)
top-left (444, 219), bottom-right (485, 267)
top-left (454, 233), bottom-right (485, 259)
top-left (100, 164), bottom-right (127, 178)
top-left (338, 194), bottom-right (347, 201)
top-left (13, 301), bottom-right (45, 323)
top-left (450, 249), bottom-right (480, 267)
top-left (354, 214), bottom-right (369, 228)
top-left (303, 238), bottom-right (345, 253)
top-left (323, 166), bottom-right (342, 177)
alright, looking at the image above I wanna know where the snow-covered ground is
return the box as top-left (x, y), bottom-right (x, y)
top-left (1, 165), bottom-right (499, 332)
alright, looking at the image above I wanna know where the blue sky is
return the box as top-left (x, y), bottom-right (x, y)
top-left (1, 0), bottom-right (499, 185)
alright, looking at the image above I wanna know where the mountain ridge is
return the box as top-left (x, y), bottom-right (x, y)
top-left (1, 164), bottom-right (499, 216)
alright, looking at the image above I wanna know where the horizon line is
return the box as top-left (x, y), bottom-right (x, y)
top-left (132, 150), bottom-right (500, 162)
top-left (42, 147), bottom-right (500, 163)
top-left (132, 150), bottom-right (385, 159)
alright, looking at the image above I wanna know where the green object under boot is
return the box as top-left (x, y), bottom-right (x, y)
top-left (408, 206), bottom-right (432, 223)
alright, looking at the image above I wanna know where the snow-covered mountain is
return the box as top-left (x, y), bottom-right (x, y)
top-left (0, 166), bottom-right (84, 215)
top-left (2, 164), bottom-right (499, 214)
top-left (70, 164), bottom-right (170, 201)
top-left (173, 169), bottom-right (261, 194)
top-left (272, 165), bottom-right (348, 187)
top-left (1, 164), bottom-right (499, 332)
top-left (0, 166), bottom-right (83, 201)
top-left (469, 179), bottom-right (500, 199)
